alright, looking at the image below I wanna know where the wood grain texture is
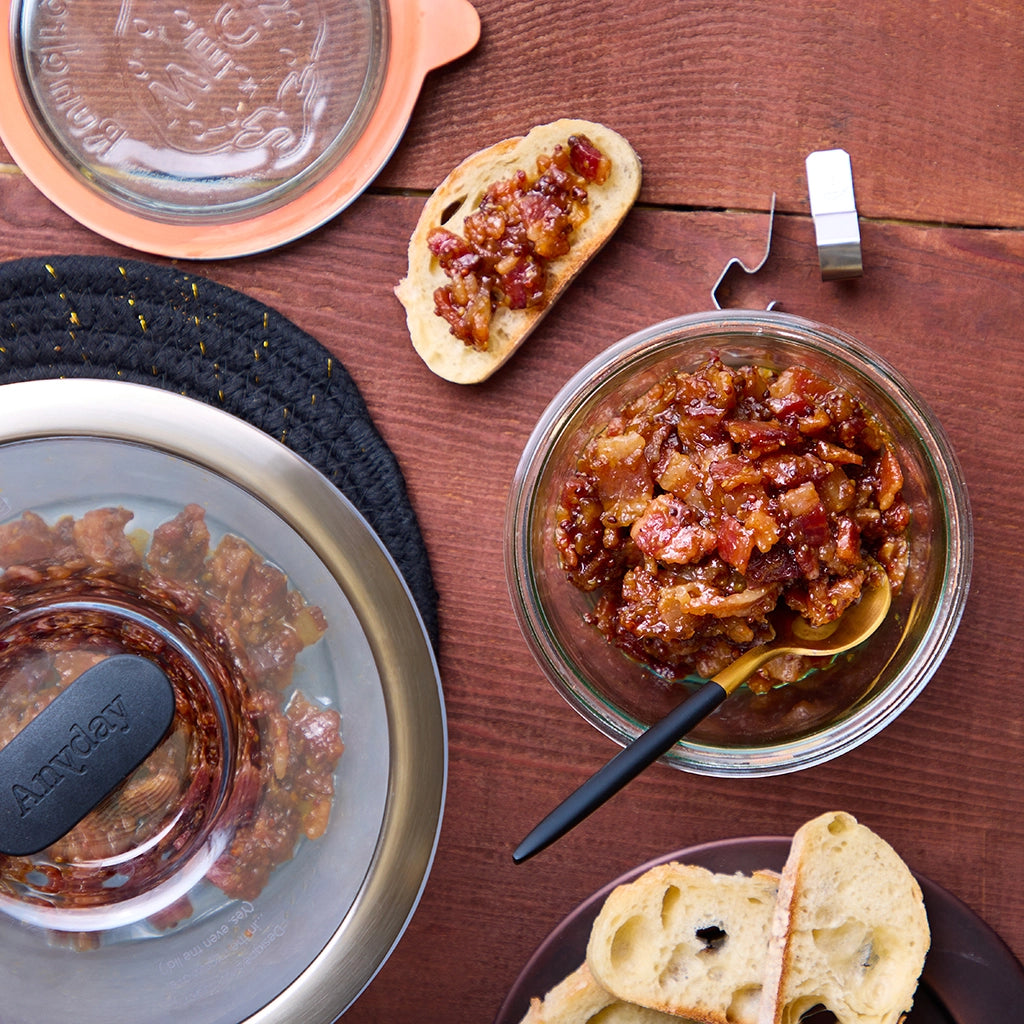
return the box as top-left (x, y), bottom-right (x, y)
top-left (2, 166), bottom-right (1020, 1019)
top-left (0, 0), bottom-right (1021, 1017)
top-left (384, 0), bottom-right (1024, 228)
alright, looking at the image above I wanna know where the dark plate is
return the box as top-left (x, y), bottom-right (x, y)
top-left (494, 837), bottom-right (1024, 1024)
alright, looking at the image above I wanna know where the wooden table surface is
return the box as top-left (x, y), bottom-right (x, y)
top-left (2, 1), bottom-right (1023, 1020)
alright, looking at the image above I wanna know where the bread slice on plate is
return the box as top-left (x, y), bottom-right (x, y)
top-left (395, 118), bottom-right (641, 384)
top-left (518, 962), bottom-right (691, 1023)
top-left (758, 811), bottom-right (930, 1024)
top-left (586, 862), bottom-right (780, 1024)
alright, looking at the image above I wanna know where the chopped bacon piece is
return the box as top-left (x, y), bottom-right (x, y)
top-left (427, 226), bottom-right (476, 267)
top-left (499, 255), bottom-right (546, 309)
top-left (568, 134), bottom-right (612, 183)
top-left (631, 495), bottom-right (717, 565)
top-left (725, 419), bottom-right (801, 457)
top-left (0, 510), bottom-right (59, 565)
top-left (758, 452), bottom-right (830, 488)
top-left (516, 191), bottom-right (572, 259)
top-left (709, 455), bottom-right (764, 490)
top-left (149, 503), bottom-right (210, 579)
top-left (71, 507), bottom-right (141, 569)
top-left (717, 515), bottom-right (756, 573)
top-left (588, 431), bottom-right (655, 525)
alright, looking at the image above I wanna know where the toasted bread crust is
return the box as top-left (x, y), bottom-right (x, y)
top-left (395, 119), bottom-right (641, 383)
top-left (518, 963), bottom-right (684, 1024)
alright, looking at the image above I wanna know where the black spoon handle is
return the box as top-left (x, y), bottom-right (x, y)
top-left (513, 680), bottom-right (728, 864)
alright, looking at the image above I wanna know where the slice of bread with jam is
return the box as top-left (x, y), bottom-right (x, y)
top-left (395, 119), bottom-right (641, 383)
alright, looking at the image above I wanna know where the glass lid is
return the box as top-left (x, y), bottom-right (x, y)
top-left (0, 0), bottom-right (481, 257)
top-left (14, 0), bottom-right (388, 221)
top-left (0, 379), bottom-right (446, 1024)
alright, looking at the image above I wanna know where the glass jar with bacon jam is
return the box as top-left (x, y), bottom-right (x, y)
top-left (506, 311), bottom-right (972, 771)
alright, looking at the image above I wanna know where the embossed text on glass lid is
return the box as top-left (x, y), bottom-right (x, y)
top-left (16, 0), bottom-right (386, 220)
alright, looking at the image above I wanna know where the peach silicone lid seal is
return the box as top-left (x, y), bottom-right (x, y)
top-left (0, 0), bottom-right (480, 258)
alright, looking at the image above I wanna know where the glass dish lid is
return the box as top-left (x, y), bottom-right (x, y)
top-left (0, 378), bottom-right (446, 1024)
top-left (0, 0), bottom-right (480, 257)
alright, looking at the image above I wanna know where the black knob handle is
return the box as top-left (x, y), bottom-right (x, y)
top-left (0, 655), bottom-right (176, 857)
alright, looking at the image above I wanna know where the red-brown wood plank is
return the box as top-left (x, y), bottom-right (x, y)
top-left (1, 0), bottom-right (1023, 1010)
top-left (3, 0), bottom-right (1022, 230)
top-left (385, 0), bottom-right (1024, 228)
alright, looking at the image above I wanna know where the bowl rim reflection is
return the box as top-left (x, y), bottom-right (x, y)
top-left (505, 309), bottom-right (973, 777)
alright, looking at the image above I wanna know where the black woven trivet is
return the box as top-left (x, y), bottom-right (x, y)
top-left (0, 255), bottom-right (438, 647)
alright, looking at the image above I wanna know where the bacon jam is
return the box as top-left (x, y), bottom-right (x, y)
top-left (0, 503), bottom-right (343, 936)
top-left (428, 134), bottom-right (612, 350)
top-left (555, 357), bottom-right (910, 694)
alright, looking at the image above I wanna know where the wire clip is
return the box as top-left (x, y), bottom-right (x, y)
top-left (711, 194), bottom-right (778, 310)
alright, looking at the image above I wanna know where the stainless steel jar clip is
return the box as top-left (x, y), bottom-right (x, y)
top-left (806, 148), bottom-right (863, 280)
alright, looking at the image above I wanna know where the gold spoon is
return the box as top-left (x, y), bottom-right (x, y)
top-left (513, 574), bottom-right (892, 863)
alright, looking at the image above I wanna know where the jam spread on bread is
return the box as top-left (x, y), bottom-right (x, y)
top-left (428, 135), bottom-right (611, 350)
